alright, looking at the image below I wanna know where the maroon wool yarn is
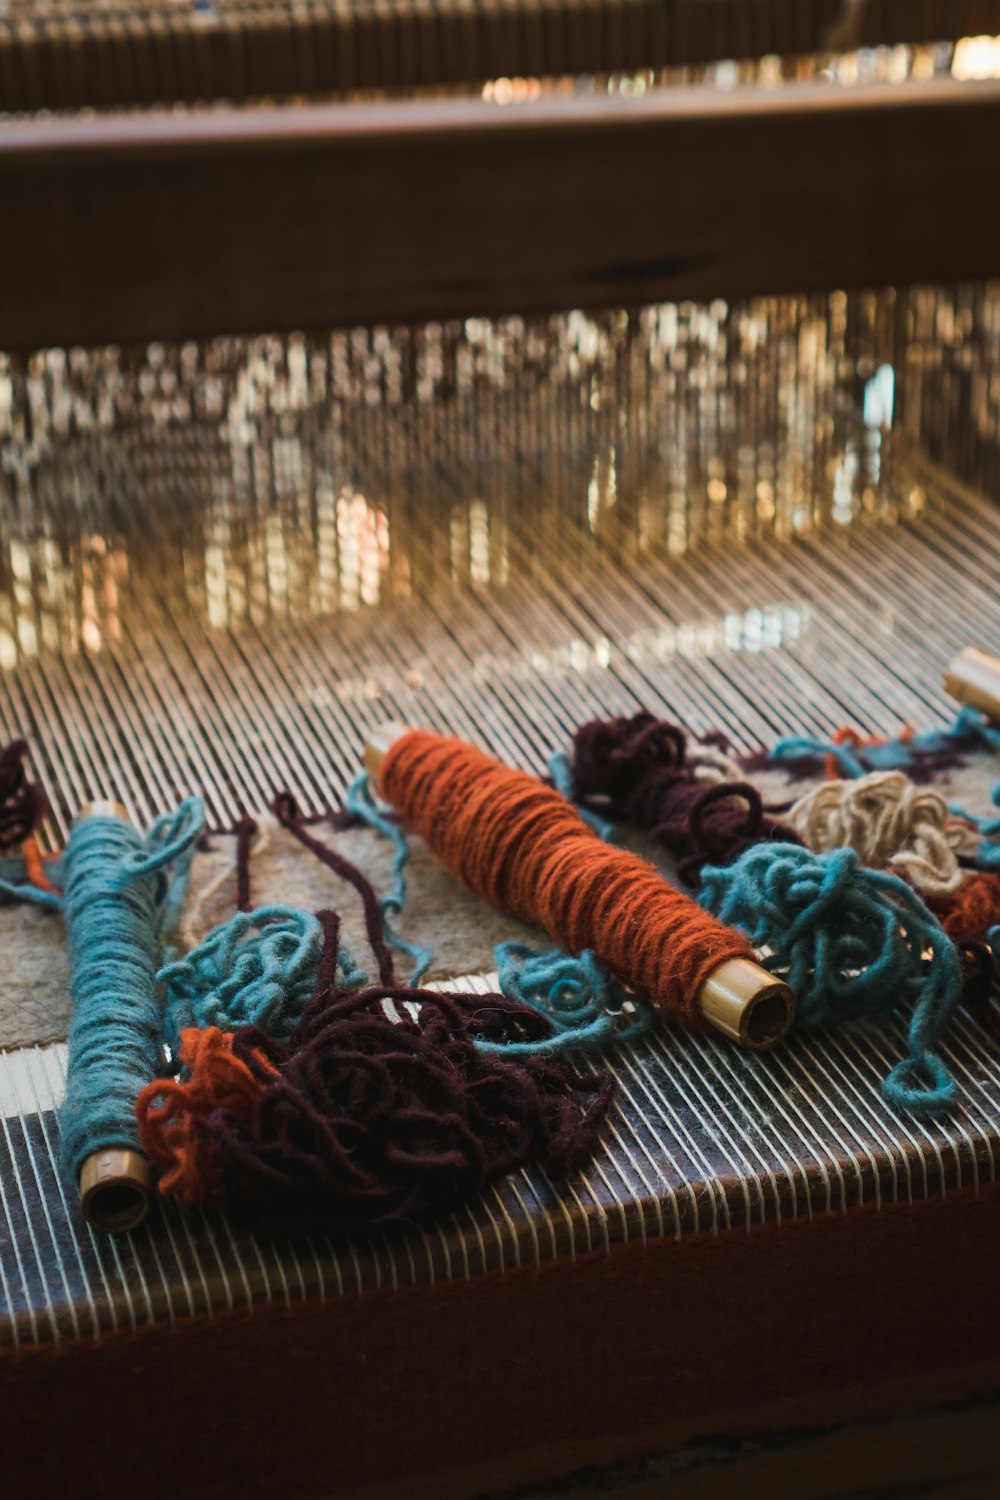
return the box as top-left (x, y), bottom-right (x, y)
top-left (0, 738), bottom-right (47, 848)
top-left (571, 712), bottom-right (802, 885)
top-left (198, 898), bottom-right (613, 1232)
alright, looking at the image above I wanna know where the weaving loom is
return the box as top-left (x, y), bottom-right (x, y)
top-left (5, 5), bottom-right (1000, 1497)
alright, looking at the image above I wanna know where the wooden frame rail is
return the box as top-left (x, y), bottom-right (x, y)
top-left (2, 77), bottom-right (1000, 349)
top-left (2, 0), bottom-right (999, 115)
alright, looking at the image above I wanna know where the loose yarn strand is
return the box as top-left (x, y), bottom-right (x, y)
top-left (345, 772), bottom-right (433, 983)
top-left (180, 815), bottom-right (271, 952)
top-left (764, 707), bottom-right (1000, 782)
top-left (482, 942), bottom-right (655, 1057)
top-left (273, 791), bottom-right (396, 985)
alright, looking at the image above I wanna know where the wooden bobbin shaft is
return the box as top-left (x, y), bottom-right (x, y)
top-left (363, 723), bottom-right (794, 1053)
top-left (944, 647), bottom-right (1000, 723)
top-left (73, 799), bottom-right (153, 1235)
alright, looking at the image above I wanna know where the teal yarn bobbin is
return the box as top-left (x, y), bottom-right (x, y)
top-left (59, 798), bottom-right (203, 1232)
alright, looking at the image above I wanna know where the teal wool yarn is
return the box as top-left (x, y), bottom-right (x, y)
top-left (0, 797), bottom-right (205, 1215)
top-left (59, 801), bottom-right (204, 1187)
top-left (699, 842), bottom-right (962, 1115)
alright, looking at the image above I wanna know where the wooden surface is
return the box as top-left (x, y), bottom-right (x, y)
top-left (1, 0), bottom-right (998, 115)
top-left (507, 1399), bottom-right (1000, 1499)
top-left (3, 77), bottom-right (1000, 348)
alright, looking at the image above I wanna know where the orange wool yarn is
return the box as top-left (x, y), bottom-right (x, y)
top-left (136, 1027), bottom-right (272, 1202)
top-left (22, 836), bottom-right (57, 894)
top-left (823, 725), bottom-right (913, 780)
top-left (927, 869), bottom-right (1000, 942)
top-left (380, 731), bottom-right (755, 1025)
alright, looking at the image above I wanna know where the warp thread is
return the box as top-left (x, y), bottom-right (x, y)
top-left (570, 712), bottom-right (802, 884)
top-left (700, 843), bottom-right (961, 1114)
top-left (379, 729), bottom-right (757, 1025)
top-left (137, 910), bottom-right (613, 1227)
top-left (787, 771), bottom-right (964, 898)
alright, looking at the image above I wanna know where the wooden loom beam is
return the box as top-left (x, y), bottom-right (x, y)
top-left (2, 1), bottom-right (1000, 115)
top-left (2, 77), bottom-right (1000, 349)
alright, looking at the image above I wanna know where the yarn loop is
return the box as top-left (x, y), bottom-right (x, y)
top-left (161, 905), bottom-right (325, 1049)
top-left (787, 771), bottom-right (964, 898)
top-left (700, 842), bottom-right (961, 1114)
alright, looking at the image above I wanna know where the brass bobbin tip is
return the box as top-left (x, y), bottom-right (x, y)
top-left (79, 1149), bottom-right (151, 1234)
top-left (697, 958), bottom-right (795, 1052)
top-left (944, 647), bottom-right (1000, 725)
top-left (363, 721), bottom-right (414, 784)
top-left (76, 800), bottom-right (131, 825)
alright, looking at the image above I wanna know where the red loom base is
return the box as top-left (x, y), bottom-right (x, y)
top-left (4, 1187), bottom-right (1000, 1499)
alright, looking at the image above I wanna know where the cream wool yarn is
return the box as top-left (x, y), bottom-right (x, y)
top-left (787, 770), bottom-right (964, 898)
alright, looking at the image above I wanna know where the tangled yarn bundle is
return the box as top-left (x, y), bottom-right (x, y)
top-left (700, 843), bottom-right (962, 1113)
top-left (929, 870), bottom-right (1000, 943)
top-left (760, 708), bottom-right (1000, 783)
top-left (488, 941), bottom-right (654, 1056)
top-left (787, 771), bottom-right (964, 898)
top-left (161, 905), bottom-right (324, 1050)
top-left (137, 1025), bottom-right (275, 1201)
top-left (0, 739), bottom-right (47, 848)
top-left (925, 871), bottom-right (1000, 1029)
top-left (571, 712), bottom-right (689, 805)
top-left (571, 712), bottom-right (802, 883)
top-left (138, 913), bottom-right (613, 1228)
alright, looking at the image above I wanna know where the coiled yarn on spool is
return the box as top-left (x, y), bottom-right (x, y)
top-left (345, 766), bottom-right (654, 1057)
top-left (0, 798), bottom-right (205, 1183)
top-left (59, 801), bottom-right (204, 1180)
top-left (378, 729), bottom-right (758, 1026)
top-left (700, 843), bottom-right (962, 1114)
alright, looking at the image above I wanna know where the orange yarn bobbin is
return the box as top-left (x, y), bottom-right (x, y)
top-left (368, 725), bottom-right (794, 1051)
